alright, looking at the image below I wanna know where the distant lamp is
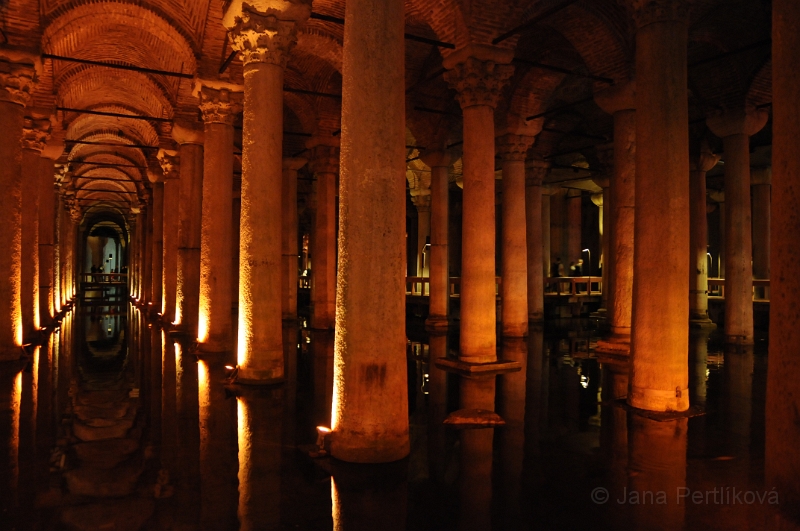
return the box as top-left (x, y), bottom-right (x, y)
top-left (582, 248), bottom-right (591, 277)
top-left (311, 426), bottom-right (332, 457)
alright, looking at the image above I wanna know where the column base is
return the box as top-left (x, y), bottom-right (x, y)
top-left (689, 316), bottom-right (717, 330)
top-left (329, 430), bottom-right (410, 464)
top-left (595, 334), bottom-right (631, 367)
top-left (234, 366), bottom-right (285, 386)
top-left (433, 357), bottom-right (521, 378)
top-left (617, 397), bottom-right (704, 421)
top-left (628, 385), bottom-right (690, 413)
top-left (442, 408), bottom-right (505, 428)
top-left (424, 315), bottom-right (450, 331)
top-left (197, 340), bottom-right (230, 354)
top-left (527, 312), bottom-right (544, 324)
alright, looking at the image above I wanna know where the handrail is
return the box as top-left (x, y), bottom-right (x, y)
top-left (707, 278), bottom-right (770, 301)
top-left (81, 273), bottom-right (128, 284)
top-left (544, 276), bottom-right (602, 296)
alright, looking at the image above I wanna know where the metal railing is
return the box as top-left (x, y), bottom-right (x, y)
top-left (707, 278), bottom-right (770, 302)
top-left (81, 273), bottom-right (128, 284)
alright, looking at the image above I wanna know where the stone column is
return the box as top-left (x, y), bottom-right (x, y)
top-left (750, 167), bottom-right (770, 296)
top-left (38, 151), bottom-right (60, 326)
top-left (158, 149), bottom-right (180, 323)
top-left (566, 189), bottom-right (582, 265)
top-left (149, 175), bottom-right (164, 313)
top-left (196, 83), bottom-right (242, 352)
top-left (706, 106), bottom-right (768, 345)
top-left (443, 45), bottom-right (514, 363)
top-left (172, 123), bottom-right (204, 334)
top-left (142, 198), bottom-right (153, 305)
top-left (413, 198), bottom-right (430, 276)
top-left (0, 57), bottom-right (34, 360)
top-left (330, 0), bottom-right (409, 463)
top-left (20, 118), bottom-right (50, 339)
top-left (421, 151), bottom-right (452, 330)
top-left (628, 0), bottom-right (692, 412)
top-left (689, 142), bottom-right (720, 326)
top-left (225, 2), bottom-right (310, 383)
top-left (525, 159), bottom-right (550, 324)
top-left (594, 81), bottom-right (636, 361)
top-left (497, 123), bottom-right (536, 337)
top-left (591, 174), bottom-right (610, 315)
top-left (541, 187), bottom-right (552, 278)
top-left (308, 139), bottom-right (339, 330)
top-left (282, 158), bottom-right (306, 321)
top-left (767, 0), bottom-right (800, 517)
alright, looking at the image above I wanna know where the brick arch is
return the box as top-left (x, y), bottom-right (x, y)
top-left (57, 67), bottom-right (175, 119)
top-left (296, 29), bottom-right (343, 73)
top-left (746, 59), bottom-right (771, 108)
top-left (65, 112), bottom-right (161, 148)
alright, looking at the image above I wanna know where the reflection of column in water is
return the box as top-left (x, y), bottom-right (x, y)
top-left (198, 357), bottom-right (238, 530)
top-left (458, 428), bottom-right (493, 531)
top-left (311, 329), bottom-right (334, 431)
top-left (427, 333), bottom-right (448, 482)
top-left (723, 346), bottom-right (754, 454)
top-left (175, 342), bottom-right (201, 528)
top-left (237, 388), bottom-right (284, 531)
top-left (688, 330), bottom-right (710, 408)
top-left (599, 365), bottom-right (628, 530)
top-left (282, 322), bottom-right (298, 447)
top-left (627, 414), bottom-right (687, 531)
top-left (497, 337), bottom-right (527, 529)
top-left (36, 337), bottom-right (54, 485)
top-left (148, 329), bottom-right (162, 448)
top-left (161, 337), bottom-right (178, 497)
top-left (0, 367), bottom-right (22, 523)
top-left (331, 461), bottom-right (407, 531)
top-left (18, 346), bottom-right (39, 515)
top-left (523, 329), bottom-right (546, 495)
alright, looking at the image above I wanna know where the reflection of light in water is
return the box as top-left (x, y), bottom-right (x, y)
top-left (237, 397), bottom-right (250, 523)
top-left (581, 375), bottom-right (589, 389)
top-left (331, 477), bottom-right (341, 531)
top-left (198, 361), bottom-right (210, 413)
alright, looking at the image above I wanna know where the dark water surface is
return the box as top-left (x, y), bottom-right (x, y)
top-left (0, 303), bottom-right (790, 530)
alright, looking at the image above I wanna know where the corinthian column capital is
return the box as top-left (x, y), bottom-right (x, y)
top-left (443, 45), bottom-right (514, 110)
top-left (0, 58), bottom-right (36, 106)
top-left (21, 117), bottom-right (52, 152)
top-left (496, 134), bottom-right (535, 162)
top-left (223, 1), bottom-right (311, 67)
top-left (194, 81), bottom-right (244, 125)
top-left (525, 159), bottom-right (551, 187)
top-left (157, 149), bottom-right (180, 179)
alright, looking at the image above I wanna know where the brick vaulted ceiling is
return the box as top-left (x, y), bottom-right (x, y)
top-left (0, 0), bottom-right (772, 217)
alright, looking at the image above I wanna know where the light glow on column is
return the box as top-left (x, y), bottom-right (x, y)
top-left (330, 335), bottom-right (345, 431)
top-left (237, 396), bottom-right (251, 520)
top-left (197, 304), bottom-right (209, 344)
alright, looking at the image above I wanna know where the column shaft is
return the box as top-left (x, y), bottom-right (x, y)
top-left (629, 13), bottom-right (690, 412)
top-left (525, 171), bottom-right (544, 324)
top-left (281, 160), bottom-right (304, 320)
top-left (21, 147), bottom-right (41, 337)
top-left (38, 159), bottom-right (55, 325)
top-left (751, 182), bottom-right (770, 281)
top-left (175, 142), bottom-right (203, 332)
top-left (689, 168), bottom-right (710, 321)
top-left (162, 176), bottom-right (180, 322)
top-left (331, 0), bottom-right (409, 462)
top-left (541, 193), bottom-right (551, 279)
top-left (0, 100), bottom-right (24, 360)
top-left (427, 165), bottom-right (449, 327)
top-left (237, 60), bottom-right (285, 382)
top-left (311, 171), bottom-right (336, 329)
top-left (501, 158), bottom-right (527, 336)
top-left (150, 183), bottom-right (164, 312)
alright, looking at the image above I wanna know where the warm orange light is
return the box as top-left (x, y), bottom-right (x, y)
top-left (331, 477), bottom-right (341, 531)
top-left (331, 335), bottom-right (345, 431)
top-left (237, 397), bottom-right (251, 517)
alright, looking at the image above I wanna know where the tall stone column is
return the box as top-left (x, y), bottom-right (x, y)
top-left (172, 123), bottom-right (204, 334)
top-left (525, 159), bottom-right (550, 324)
top-left (158, 149), bottom-right (180, 323)
top-left (0, 57), bottom-right (34, 360)
top-left (497, 123), bottom-right (536, 337)
top-left (282, 158), bottom-right (306, 321)
top-left (54, 193), bottom-right (63, 311)
top-left (225, 1), bottom-right (310, 383)
top-left (330, 0), bottom-right (409, 463)
top-left (149, 176), bottom-right (164, 313)
top-left (20, 118), bottom-right (50, 339)
top-left (308, 139), bottom-right (339, 330)
top-left (750, 167), bottom-right (770, 295)
top-left (591, 174), bottom-right (610, 315)
top-left (38, 151), bottom-right (60, 326)
top-left (541, 188), bottom-right (551, 278)
top-left (566, 189), bottom-right (582, 265)
top-left (706, 107), bottom-right (768, 345)
top-left (413, 198), bottom-right (431, 276)
top-left (421, 151), bottom-right (452, 330)
top-left (142, 198), bottom-right (153, 305)
top-left (628, 0), bottom-right (692, 412)
top-left (767, 0), bottom-right (800, 517)
top-left (595, 81), bottom-right (636, 361)
top-left (196, 83), bottom-right (242, 352)
top-left (443, 45), bottom-right (514, 363)
top-left (689, 142), bottom-right (720, 326)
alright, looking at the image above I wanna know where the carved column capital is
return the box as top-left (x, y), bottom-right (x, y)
top-left (308, 139), bottom-right (340, 175)
top-left (594, 80), bottom-right (636, 115)
top-left (690, 143), bottom-right (720, 173)
top-left (443, 55), bottom-right (514, 110)
top-left (496, 134), bottom-right (535, 162)
top-left (157, 149), bottom-right (180, 179)
top-left (195, 83), bottom-right (243, 125)
top-left (21, 117), bottom-right (52, 152)
top-left (706, 106), bottom-right (769, 139)
top-left (525, 159), bottom-right (551, 187)
top-left (0, 59), bottom-right (36, 106)
top-left (224, 1), bottom-right (310, 67)
top-left (630, 0), bottom-right (693, 27)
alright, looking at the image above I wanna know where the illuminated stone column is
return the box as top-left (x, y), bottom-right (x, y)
top-left (412, 196), bottom-right (430, 276)
top-left (443, 45), bottom-right (514, 362)
top-left (421, 150), bottom-right (452, 330)
top-left (497, 122), bottom-right (536, 337)
top-left (525, 159), bottom-right (550, 324)
top-left (20, 118), bottom-right (50, 339)
top-left (595, 82), bottom-right (635, 361)
top-left (541, 186), bottom-right (553, 277)
top-left (566, 189), bottom-right (582, 264)
top-left (282, 158), bottom-right (306, 321)
top-left (142, 197), bottom-right (153, 305)
top-left (706, 106), bottom-right (768, 345)
top-left (330, 0), bottom-right (409, 463)
top-left (196, 83), bottom-right (242, 352)
top-left (309, 138), bottom-right (339, 330)
top-left (628, 0), bottom-right (691, 412)
top-left (0, 58), bottom-right (34, 360)
top-left (688, 142), bottom-right (720, 326)
top-left (38, 151), bottom-right (60, 326)
top-left (172, 123), bottom-right (204, 334)
top-left (149, 175), bottom-right (164, 313)
top-left (225, 2), bottom-right (310, 382)
top-left (750, 167), bottom-right (770, 295)
top-left (591, 173), bottom-right (610, 315)
top-left (158, 149), bottom-right (180, 322)
top-left (767, 0), bottom-right (800, 518)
